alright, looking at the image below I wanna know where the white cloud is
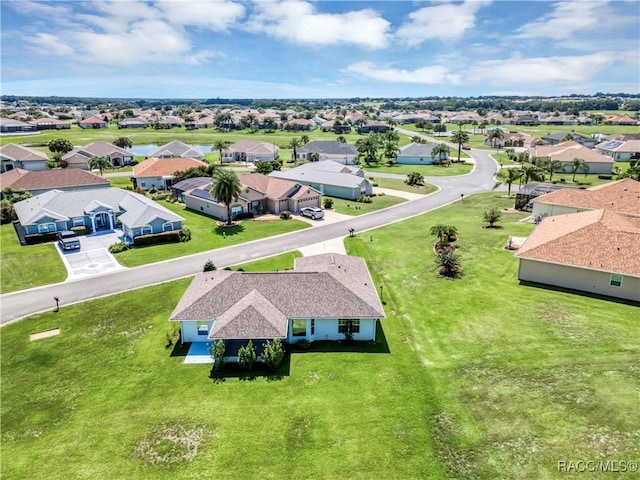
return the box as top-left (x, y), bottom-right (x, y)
top-left (345, 61), bottom-right (460, 84)
top-left (7, 0), bottom-right (71, 17)
top-left (396, 0), bottom-right (491, 45)
top-left (25, 33), bottom-right (75, 57)
top-left (246, 0), bottom-right (391, 49)
top-left (515, 2), bottom-right (607, 39)
top-left (463, 52), bottom-right (617, 85)
top-left (156, 0), bottom-right (245, 31)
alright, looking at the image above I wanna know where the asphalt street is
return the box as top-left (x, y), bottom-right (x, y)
top-left (1, 142), bottom-right (501, 324)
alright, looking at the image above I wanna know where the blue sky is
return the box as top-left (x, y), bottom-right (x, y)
top-left (1, 0), bottom-right (638, 99)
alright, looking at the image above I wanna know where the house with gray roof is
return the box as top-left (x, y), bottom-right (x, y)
top-left (13, 187), bottom-right (183, 243)
top-left (1, 144), bottom-right (49, 172)
top-left (269, 160), bottom-right (372, 200)
top-left (297, 141), bottom-right (359, 164)
top-left (396, 142), bottom-right (445, 165)
top-left (0, 118), bottom-right (37, 134)
top-left (148, 141), bottom-right (204, 160)
top-left (62, 141), bottom-right (133, 170)
top-left (170, 253), bottom-right (386, 360)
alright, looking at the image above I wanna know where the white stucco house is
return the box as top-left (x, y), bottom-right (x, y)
top-left (529, 141), bottom-right (613, 175)
top-left (170, 253), bottom-right (386, 361)
top-left (0, 144), bottom-right (49, 172)
top-left (396, 142), bottom-right (443, 165)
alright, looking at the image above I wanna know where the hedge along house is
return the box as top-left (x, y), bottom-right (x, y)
top-left (170, 254), bottom-right (386, 361)
top-left (269, 160), bottom-right (373, 200)
top-left (13, 187), bottom-right (183, 243)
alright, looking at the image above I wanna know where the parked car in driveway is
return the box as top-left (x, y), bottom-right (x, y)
top-left (462, 145), bottom-right (471, 150)
top-left (300, 207), bottom-right (324, 219)
top-left (57, 230), bottom-right (81, 250)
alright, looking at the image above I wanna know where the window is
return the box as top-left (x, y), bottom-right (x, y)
top-left (610, 274), bottom-right (623, 287)
top-left (292, 319), bottom-right (306, 337)
top-left (310, 319), bottom-right (315, 336)
top-left (140, 225), bottom-right (152, 235)
top-left (197, 321), bottom-right (209, 336)
top-left (163, 222), bottom-right (173, 232)
top-left (38, 223), bottom-right (56, 233)
top-left (73, 217), bottom-right (85, 226)
top-left (338, 319), bottom-right (360, 334)
top-left (231, 205), bottom-right (243, 217)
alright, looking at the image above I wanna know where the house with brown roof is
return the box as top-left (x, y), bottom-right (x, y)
top-left (28, 117), bottom-right (71, 130)
top-left (221, 140), bottom-right (278, 163)
top-left (603, 114), bottom-right (638, 126)
top-left (62, 141), bottom-right (134, 169)
top-left (133, 157), bottom-right (208, 190)
top-left (0, 168), bottom-right (109, 196)
top-left (79, 116), bottom-right (108, 129)
top-left (170, 253), bottom-right (386, 360)
top-left (529, 141), bottom-right (613, 174)
top-left (182, 173), bottom-right (321, 220)
top-left (531, 178), bottom-right (640, 219)
top-left (515, 209), bottom-right (640, 301)
top-left (1, 144), bottom-right (49, 172)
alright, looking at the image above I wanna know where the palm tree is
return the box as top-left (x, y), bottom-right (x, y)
top-left (570, 157), bottom-right (589, 182)
top-left (355, 134), bottom-right (379, 166)
top-left (545, 159), bottom-right (563, 181)
top-left (520, 162), bottom-right (544, 185)
top-left (451, 128), bottom-right (469, 163)
top-left (212, 139), bottom-right (230, 165)
top-left (300, 134), bottom-right (310, 145)
top-left (382, 140), bottom-right (399, 163)
top-left (488, 128), bottom-right (504, 148)
top-left (431, 143), bottom-right (450, 166)
top-left (89, 156), bottom-right (111, 176)
top-left (430, 223), bottom-right (450, 244)
top-left (336, 135), bottom-right (347, 143)
top-left (497, 167), bottom-right (523, 197)
top-left (214, 112), bottom-right (232, 131)
top-left (210, 169), bottom-right (242, 225)
top-left (435, 251), bottom-right (461, 278)
top-left (383, 129), bottom-right (400, 143)
top-left (287, 137), bottom-right (302, 166)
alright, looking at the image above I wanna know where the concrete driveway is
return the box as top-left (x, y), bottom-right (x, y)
top-left (57, 230), bottom-right (127, 280)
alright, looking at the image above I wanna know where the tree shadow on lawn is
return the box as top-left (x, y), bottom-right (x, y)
top-left (518, 280), bottom-right (640, 307)
top-left (214, 224), bottom-right (245, 237)
top-left (169, 341), bottom-right (190, 357)
top-left (208, 353), bottom-right (291, 384)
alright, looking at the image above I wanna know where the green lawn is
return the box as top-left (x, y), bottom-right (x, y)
top-left (0, 223), bottom-right (67, 294)
top-left (370, 176), bottom-right (438, 195)
top-left (329, 194), bottom-right (406, 216)
top-left (365, 162), bottom-right (473, 177)
top-left (2, 193), bottom-right (637, 479)
top-left (114, 201), bottom-right (311, 267)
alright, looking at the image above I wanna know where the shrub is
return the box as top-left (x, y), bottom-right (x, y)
top-left (108, 241), bottom-right (129, 253)
top-left (233, 212), bottom-right (254, 220)
top-left (0, 200), bottom-right (16, 224)
top-left (482, 207), bottom-right (503, 227)
top-left (133, 231), bottom-right (180, 246)
top-left (71, 226), bottom-right (90, 236)
top-left (148, 187), bottom-right (158, 194)
top-left (559, 178), bottom-right (566, 183)
top-left (355, 195), bottom-right (372, 203)
top-left (237, 340), bottom-right (257, 370)
top-left (203, 259), bottom-right (216, 272)
top-left (405, 171), bottom-right (425, 186)
top-left (262, 338), bottom-right (285, 370)
top-left (129, 160), bottom-right (139, 166)
top-left (598, 174), bottom-right (613, 180)
top-left (296, 339), bottom-right (310, 350)
top-left (280, 210), bottom-right (292, 220)
top-left (323, 198), bottom-right (334, 209)
top-left (210, 339), bottom-right (226, 372)
top-left (179, 227), bottom-right (191, 242)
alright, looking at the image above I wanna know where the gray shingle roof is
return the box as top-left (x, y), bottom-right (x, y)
top-left (148, 141), bottom-right (204, 158)
top-left (170, 254), bottom-right (385, 339)
top-left (298, 141), bottom-right (358, 156)
top-left (269, 160), bottom-right (368, 189)
top-left (14, 187), bottom-right (183, 227)
top-left (398, 143), bottom-right (436, 157)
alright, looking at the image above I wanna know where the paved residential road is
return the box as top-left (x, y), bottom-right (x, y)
top-left (1, 145), bottom-right (501, 325)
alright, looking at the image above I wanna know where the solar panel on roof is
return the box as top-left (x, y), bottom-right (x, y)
top-left (599, 140), bottom-right (623, 150)
top-left (190, 188), bottom-right (214, 200)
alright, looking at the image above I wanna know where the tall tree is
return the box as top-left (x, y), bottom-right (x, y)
top-left (113, 137), bottom-right (132, 149)
top-left (430, 223), bottom-right (450, 244)
top-left (300, 134), bottom-right (310, 145)
top-left (355, 134), bottom-right (380, 166)
top-left (287, 137), bottom-right (302, 166)
top-left (520, 163), bottom-right (544, 185)
top-left (47, 138), bottom-right (74, 161)
top-left (545, 159), bottom-right (563, 181)
top-left (488, 128), bottom-right (504, 148)
top-left (89, 156), bottom-right (111, 176)
top-left (382, 140), bottom-right (399, 163)
top-left (497, 167), bottom-right (523, 197)
top-left (210, 169), bottom-right (242, 225)
top-left (212, 139), bottom-right (230, 165)
top-left (570, 157), bottom-right (589, 182)
top-left (451, 128), bottom-right (470, 163)
top-left (431, 143), bottom-right (450, 166)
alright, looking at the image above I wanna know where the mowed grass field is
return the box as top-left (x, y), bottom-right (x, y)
top-left (2, 193), bottom-right (637, 479)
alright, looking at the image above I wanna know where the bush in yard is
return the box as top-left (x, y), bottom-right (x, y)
top-left (482, 207), bottom-right (503, 228)
top-left (179, 227), bottom-right (191, 242)
top-left (108, 241), bottom-right (129, 253)
top-left (355, 195), bottom-right (372, 203)
top-left (435, 251), bottom-right (461, 278)
top-left (255, 160), bottom-right (274, 175)
top-left (210, 339), bottom-right (226, 371)
top-left (129, 159), bottom-right (139, 166)
top-left (405, 171), bottom-right (425, 186)
top-left (280, 210), bottom-right (291, 220)
top-left (323, 197), bottom-right (334, 209)
top-left (0, 200), bottom-right (16, 224)
top-left (203, 259), bottom-right (216, 272)
top-left (148, 187), bottom-right (158, 194)
top-left (133, 231), bottom-right (180, 246)
top-left (262, 338), bottom-right (285, 370)
top-left (71, 226), bottom-right (90, 236)
top-left (237, 340), bottom-right (257, 370)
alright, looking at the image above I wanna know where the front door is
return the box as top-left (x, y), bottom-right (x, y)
top-left (95, 212), bottom-right (110, 230)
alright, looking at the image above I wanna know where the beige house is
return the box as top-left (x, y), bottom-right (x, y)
top-left (515, 209), bottom-right (640, 301)
top-left (516, 178), bottom-right (640, 301)
top-left (133, 157), bottom-right (207, 190)
top-left (0, 144), bottom-right (49, 172)
top-left (529, 141), bottom-right (613, 175)
top-left (62, 141), bottom-right (133, 169)
top-left (221, 140), bottom-right (278, 163)
top-left (183, 173), bottom-right (322, 220)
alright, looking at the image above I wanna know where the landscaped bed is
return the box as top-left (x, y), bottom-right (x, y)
top-left (2, 194), bottom-right (637, 479)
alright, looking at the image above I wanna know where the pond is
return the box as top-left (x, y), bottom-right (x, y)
top-left (128, 144), bottom-right (213, 157)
